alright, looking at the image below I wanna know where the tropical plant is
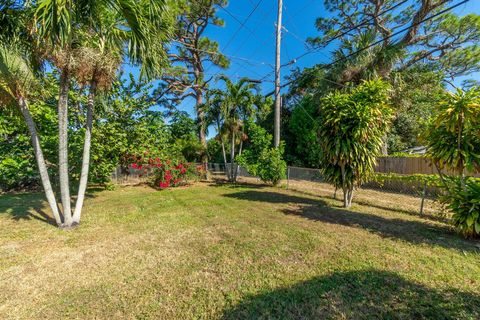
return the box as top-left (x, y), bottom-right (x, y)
top-left (154, 0), bottom-right (230, 169)
top-left (446, 178), bottom-right (480, 238)
top-left (236, 121), bottom-right (286, 186)
top-left (308, 1), bottom-right (480, 86)
top-left (0, 43), bottom-right (63, 225)
top-left (425, 88), bottom-right (480, 185)
top-left (212, 76), bottom-right (260, 182)
top-left (31, 0), bottom-right (172, 227)
top-left (204, 89), bottom-right (230, 177)
top-left (317, 79), bottom-right (392, 207)
top-left (424, 87), bottom-right (480, 237)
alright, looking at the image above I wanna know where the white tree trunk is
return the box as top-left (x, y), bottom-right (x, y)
top-left (72, 81), bottom-right (96, 224)
top-left (340, 164), bottom-right (352, 208)
top-left (230, 131), bottom-right (236, 182)
top-left (58, 69), bottom-right (73, 226)
top-left (19, 97), bottom-right (63, 226)
top-left (220, 137), bottom-right (230, 180)
top-left (234, 135), bottom-right (244, 181)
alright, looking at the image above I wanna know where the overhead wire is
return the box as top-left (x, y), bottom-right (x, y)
top-left (283, 0), bottom-right (409, 66)
top-left (221, 0), bottom-right (265, 52)
top-left (265, 0), bottom-right (470, 96)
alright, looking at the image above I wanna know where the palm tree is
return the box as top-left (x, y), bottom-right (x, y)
top-left (71, 5), bottom-right (172, 224)
top-left (216, 76), bottom-right (258, 182)
top-left (0, 43), bottom-right (63, 226)
top-left (33, 0), bottom-right (171, 227)
top-left (204, 89), bottom-right (230, 179)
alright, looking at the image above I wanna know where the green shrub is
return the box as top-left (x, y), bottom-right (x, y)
top-left (257, 144), bottom-right (287, 186)
top-left (442, 178), bottom-right (480, 238)
top-left (236, 121), bottom-right (287, 186)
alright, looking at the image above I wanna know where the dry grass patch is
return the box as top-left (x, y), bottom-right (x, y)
top-left (0, 183), bottom-right (479, 319)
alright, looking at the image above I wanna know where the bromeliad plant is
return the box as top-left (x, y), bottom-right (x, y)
top-left (317, 79), bottom-right (392, 208)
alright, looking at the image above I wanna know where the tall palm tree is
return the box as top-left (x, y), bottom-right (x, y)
top-left (72, 4), bottom-right (172, 224)
top-left (216, 76), bottom-right (258, 182)
top-left (33, 0), bottom-right (171, 227)
top-left (0, 43), bottom-right (63, 225)
top-left (204, 89), bottom-right (230, 178)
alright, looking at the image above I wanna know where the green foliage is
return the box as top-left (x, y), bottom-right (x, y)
top-left (0, 72), bottom-right (178, 191)
top-left (286, 96), bottom-right (322, 167)
top-left (388, 67), bottom-right (446, 153)
top-left (0, 78), bottom-right (59, 190)
top-left (442, 178), bottom-right (480, 238)
top-left (424, 88), bottom-right (480, 237)
top-left (236, 121), bottom-right (286, 185)
top-left (205, 76), bottom-right (265, 182)
top-left (318, 79), bottom-right (392, 206)
top-left (308, 1), bottom-right (480, 84)
top-left (384, 152), bottom-right (423, 158)
top-left (168, 111), bottom-right (202, 162)
top-left (425, 88), bottom-right (480, 174)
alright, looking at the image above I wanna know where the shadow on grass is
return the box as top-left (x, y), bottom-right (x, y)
top-left (224, 190), bottom-right (479, 253)
top-left (0, 193), bottom-right (57, 226)
top-left (208, 178), bottom-right (267, 190)
top-left (222, 269), bottom-right (480, 319)
top-left (353, 198), bottom-right (448, 224)
top-left (0, 187), bottom-right (102, 226)
top-left (288, 186), bottom-right (447, 224)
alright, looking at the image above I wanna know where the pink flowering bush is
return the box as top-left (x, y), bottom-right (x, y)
top-left (128, 156), bottom-right (201, 189)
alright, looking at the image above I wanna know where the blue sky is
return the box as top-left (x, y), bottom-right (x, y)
top-left (126, 0), bottom-right (480, 123)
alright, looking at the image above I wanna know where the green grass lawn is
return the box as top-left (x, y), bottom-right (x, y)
top-left (0, 182), bottom-right (479, 319)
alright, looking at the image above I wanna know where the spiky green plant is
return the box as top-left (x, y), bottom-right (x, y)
top-left (317, 79), bottom-right (392, 207)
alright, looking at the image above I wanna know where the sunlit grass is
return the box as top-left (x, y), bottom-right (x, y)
top-left (0, 183), bottom-right (479, 319)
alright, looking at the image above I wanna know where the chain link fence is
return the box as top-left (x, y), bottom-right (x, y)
top-left (110, 163), bottom-right (442, 217)
top-left (208, 163), bottom-right (442, 216)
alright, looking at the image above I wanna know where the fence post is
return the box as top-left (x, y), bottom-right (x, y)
top-left (286, 166), bottom-right (290, 190)
top-left (419, 181), bottom-right (427, 215)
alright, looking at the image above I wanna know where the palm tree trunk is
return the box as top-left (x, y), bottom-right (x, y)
top-left (234, 132), bottom-right (244, 181)
top-left (19, 97), bottom-right (63, 226)
top-left (347, 188), bottom-right (354, 207)
top-left (72, 80), bottom-right (97, 224)
top-left (196, 92), bottom-right (208, 177)
top-left (58, 69), bottom-right (73, 226)
top-left (340, 163), bottom-right (350, 208)
top-left (230, 131), bottom-right (236, 182)
top-left (220, 136), bottom-right (229, 180)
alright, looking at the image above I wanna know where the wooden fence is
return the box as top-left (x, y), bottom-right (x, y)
top-left (375, 157), bottom-right (480, 177)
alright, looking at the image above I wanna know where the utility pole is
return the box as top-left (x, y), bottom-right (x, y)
top-left (274, 0), bottom-right (283, 147)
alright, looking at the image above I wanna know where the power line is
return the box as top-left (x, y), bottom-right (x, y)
top-left (170, 39), bottom-right (273, 68)
top-left (282, 4), bottom-right (310, 49)
top-left (209, 0), bottom-right (272, 77)
top-left (283, 0), bottom-right (409, 66)
top-left (220, 6), bottom-right (272, 48)
top-left (221, 0), bottom-right (265, 52)
top-left (258, 0), bottom-right (408, 87)
top-left (227, 1), bottom-right (276, 77)
top-left (265, 0), bottom-right (470, 96)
